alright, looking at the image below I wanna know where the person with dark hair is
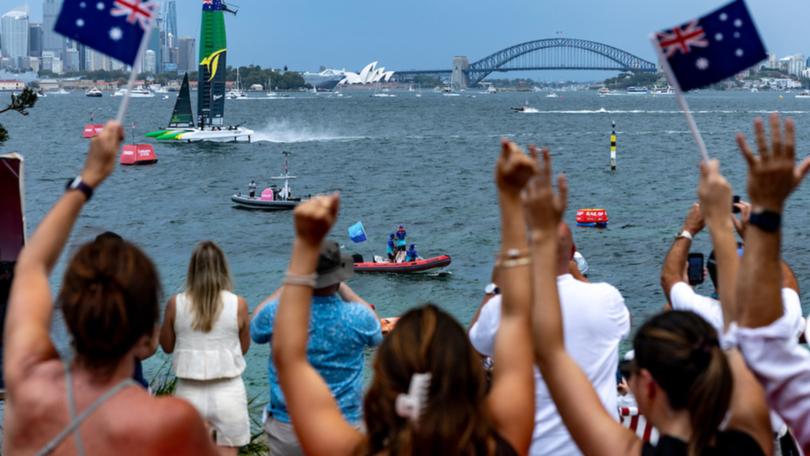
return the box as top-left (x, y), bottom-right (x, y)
top-left (160, 241), bottom-right (251, 455)
top-left (404, 243), bottom-right (419, 262)
top-left (269, 140), bottom-right (536, 455)
top-left (386, 233), bottom-right (396, 262)
top-left (3, 122), bottom-right (217, 455)
top-left (248, 180), bottom-right (257, 198)
top-left (523, 146), bottom-right (772, 455)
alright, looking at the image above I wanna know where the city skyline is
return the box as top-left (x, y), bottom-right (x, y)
top-left (0, 0), bottom-right (807, 75)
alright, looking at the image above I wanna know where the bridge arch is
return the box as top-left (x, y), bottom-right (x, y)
top-left (465, 38), bottom-right (657, 85)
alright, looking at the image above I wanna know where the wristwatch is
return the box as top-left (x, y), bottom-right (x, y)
top-left (748, 209), bottom-right (781, 232)
top-left (675, 230), bottom-right (694, 241)
top-left (484, 283), bottom-right (500, 295)
top-left (65, 176), bottom-right (94, 201)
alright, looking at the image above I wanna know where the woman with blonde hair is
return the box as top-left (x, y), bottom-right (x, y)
top-left (161, 241), bottom-right (251, 455)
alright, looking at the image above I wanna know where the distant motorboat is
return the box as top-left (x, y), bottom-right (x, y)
top-left (487, 85), bottom-right (497, 94)
top-left (85, 87), bottom-right (103, 97)
top-left (750, 88), bottom-right (759, 93)
top-left (114, 87), bottom-right (155, 98)
top-left (49, 88), bottom-right (70, 95)
top-left (232, 152), bottom-right (306, 211)
top-left (546, 92), bottom-right (559, 98)
top-left (152, 86), bottom-right (169, 94)
top-left (651, 86), bottom-right (674, 96)
top-left (512, 101), bottom-right (539, 113)
top-left (796, 91), bottom-right (810, 99)
top-left (626, 86), bottom-right (648, 95)
top-left (226, 89), bottom-right (248, 100)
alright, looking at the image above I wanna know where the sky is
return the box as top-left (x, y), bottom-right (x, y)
top-left (5, 0), bottom-right (809, 76)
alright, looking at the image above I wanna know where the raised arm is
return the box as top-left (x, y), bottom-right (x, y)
top-left (525, 149), bottom-right (640, 456)
top-left (661, 203), bottom-right (703, 305)
top-left (697, 160), bottom-right (772, 453)
top-left (485, 140), bottom-right (538, 454)
top-left (697, 161), bottom-right (738, 329)
top-left (159, 295), bottom-right (177, 353)
top-left (4, 122), bottom-right (122, 389)
top-left (734, 114), bottom-right (810, 450)
top-left (271, 194), bottom-right (362, 456)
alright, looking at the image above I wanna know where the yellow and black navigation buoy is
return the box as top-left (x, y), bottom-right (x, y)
top-left (610, 121), bottom-right (617, 171)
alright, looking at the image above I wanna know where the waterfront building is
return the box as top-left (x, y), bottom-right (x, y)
top-left (178, 37), bottom-right (196, 73)
top-left (42, 0), bottom-right (63, 55)
top-left (28, 23), bottom-right (43, 57)
top-left (2, 6), bottom-right (30, 70)
top-left (143, 50), bottom-right (157, 74)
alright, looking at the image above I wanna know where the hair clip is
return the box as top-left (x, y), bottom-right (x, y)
top-left (395, 373), bottom-right (431, 426)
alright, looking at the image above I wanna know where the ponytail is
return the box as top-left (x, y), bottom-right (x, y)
top-left (686, 343), bottom-right (732, 456)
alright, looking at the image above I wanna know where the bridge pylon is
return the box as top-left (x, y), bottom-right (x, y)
top-left (451, 56), bottom-right (470, 89)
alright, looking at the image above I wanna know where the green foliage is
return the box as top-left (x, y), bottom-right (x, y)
top-left (226, 65), bottom-right (309, 90)
top-left (603, 71), bottom-right (664, 89)
top-left (412, 75), bottom-right (443, 88)
top-left (0, 88), bottom-right (38, 146)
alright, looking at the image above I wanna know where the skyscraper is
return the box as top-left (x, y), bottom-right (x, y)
top-left (165, 0), bottom-right (177, 40)
top-left (2, 6), bottom-right (30, 69)
top-left (177, 37), bottom-right (196, 73)
top-left (42, 0), bottom-right (64, 55)
top-left (28, 23), bottom-right (43, 57)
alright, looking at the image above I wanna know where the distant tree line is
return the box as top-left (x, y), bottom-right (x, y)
top-left (603, 72), bottom-right (664, 89)
top-left (37, 65), bottom-right (310, 90)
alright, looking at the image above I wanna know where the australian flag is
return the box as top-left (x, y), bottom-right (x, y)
top-left (654, 0), bottom-right (767, 91)
top-left (54, 0), bottom-right (159, 66)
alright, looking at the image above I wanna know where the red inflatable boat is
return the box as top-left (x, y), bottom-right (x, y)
top-left (120, 144), bottom-right (158, 166)
top-left (83, 124), bottom-right (104, 139)
top-left (354, 255), bottom-right (451, 273)
top-left (576, 208), bottom-right (608, 228)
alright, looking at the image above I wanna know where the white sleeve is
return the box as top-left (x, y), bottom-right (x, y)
top-left (780, 288), bottom-right (804, 341)
top-left (669, 282), bottom-right (724, 333)
top-left (605, 285), bottom-right (630, 339)
top-left (732, 312), bottom-right (810, 450)
top-left (468, 296), bottom-right (501, 357)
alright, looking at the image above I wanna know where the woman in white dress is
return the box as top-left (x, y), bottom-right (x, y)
top-left (160, 241), bottom-right (251, 455)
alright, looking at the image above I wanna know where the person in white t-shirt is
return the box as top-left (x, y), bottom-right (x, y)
top-left (469, 222), bottom-right (630, 456)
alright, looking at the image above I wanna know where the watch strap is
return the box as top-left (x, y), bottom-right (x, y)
top-left (66, 177), bottom-right (93, 201)
top-left (676, 230), bottom-right (694, 241)
top-left (749, 210), bottom-right (781, 233)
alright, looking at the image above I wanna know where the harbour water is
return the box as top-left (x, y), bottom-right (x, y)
top-left (11, 89), bottom-right (810, 408)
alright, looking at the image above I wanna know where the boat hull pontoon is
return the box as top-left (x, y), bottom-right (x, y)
top-left (353, 255), bottom-right (452, 273)
top-left (231, 194), bottom-right (301, 210)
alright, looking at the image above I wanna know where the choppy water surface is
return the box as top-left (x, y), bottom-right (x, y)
top-left (11, 89), bottom-right (810, 404)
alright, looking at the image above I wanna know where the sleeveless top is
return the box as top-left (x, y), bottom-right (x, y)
top-left (172, 290), bottom-right (246, 380)
top-left (641, 431), bottom-right (765, 456)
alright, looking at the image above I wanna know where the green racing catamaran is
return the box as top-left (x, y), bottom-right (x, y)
top-left (146, 0), bottom-right (253, 143)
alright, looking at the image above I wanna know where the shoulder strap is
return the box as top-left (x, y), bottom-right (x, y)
top-left (36, 378), bottom-right (137, 456)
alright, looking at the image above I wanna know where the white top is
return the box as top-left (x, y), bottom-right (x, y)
top-left (469, 274), bottom-right (630, 456)
top-left (728, 306), bottom-right (810, 449)
top-left (669, 283), bottom-right (804, 434)
top-left (172, 290), bottom-right (246, 380)
top-left (669, 283), bottom-right (805, 341)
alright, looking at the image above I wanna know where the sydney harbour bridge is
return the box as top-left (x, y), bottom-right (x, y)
top-left (392, 38), bottom-right (658, 87)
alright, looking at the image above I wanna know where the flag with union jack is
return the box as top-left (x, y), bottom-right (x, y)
top-left (653, 0), bottom-right (767, 91)
top-left (54, 0), bottom-right (159, 66)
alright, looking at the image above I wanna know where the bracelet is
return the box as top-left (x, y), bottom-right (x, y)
top-left (675, 230), bottom-right (694, 241)
top-left (283, 272), bottom-right (317, 288)
top-left (496, 257), bottom-right (532, 268)
top-left (500, 248), bottom-right (528, 260)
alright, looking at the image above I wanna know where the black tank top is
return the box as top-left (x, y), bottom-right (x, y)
top-left (642, 430), bottom-right (765, 456)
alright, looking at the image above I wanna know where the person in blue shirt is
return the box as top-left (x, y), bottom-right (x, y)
top-left (395, 225), bottom-right (407, 252)
top-left (405, 243), bottom-right (419, 262)
top-left (386, 233), bottom-right (396, 261)
top-left (250, 240), bottom-right (382, 456)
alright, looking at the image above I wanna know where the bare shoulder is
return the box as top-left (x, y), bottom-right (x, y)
top-left (126, 394), bottom-right (214, 454)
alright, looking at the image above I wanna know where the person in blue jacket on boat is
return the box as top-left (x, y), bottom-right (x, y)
top-left (405, 244), bottom-right (419, 262)
top-left (386, 234), bottom-right (396, 262)
top-left (395, 225), bottom-right (407, 252)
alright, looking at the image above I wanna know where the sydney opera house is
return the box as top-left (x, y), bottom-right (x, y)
top-left (339, 61), bottom-right (395, 85)
top-left (302, 61), bottom-right (395, 90)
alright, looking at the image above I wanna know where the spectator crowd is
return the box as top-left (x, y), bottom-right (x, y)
top-left (4, 114), bottom-right (810, 455)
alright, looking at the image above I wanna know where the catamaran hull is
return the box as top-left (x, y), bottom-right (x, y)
top-left (231, 194), bottom-right (301, 210)
top-left (149, 127), bottom-right (254, 143)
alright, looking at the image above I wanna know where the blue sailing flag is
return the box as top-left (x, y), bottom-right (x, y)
top-left (653, 0), bottom-right (766, 92)
top-left (54, 0), bottom-right (159, 66)
top-left (348, 222), bottom-right (368, 243)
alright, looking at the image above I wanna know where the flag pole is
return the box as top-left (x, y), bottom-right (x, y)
top-left (115, 19), bottom-right (156, 123)
top-left (649, 34), bottom-right (710, 163)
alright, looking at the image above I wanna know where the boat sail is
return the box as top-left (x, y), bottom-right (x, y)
top-left (145, 0), bottom-right (253, 143)
top-left (169, 74), bottom-right (194, 128)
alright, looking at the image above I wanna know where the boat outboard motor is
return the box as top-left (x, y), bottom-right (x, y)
top-left (352, 253), bottom-right (364, 263)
